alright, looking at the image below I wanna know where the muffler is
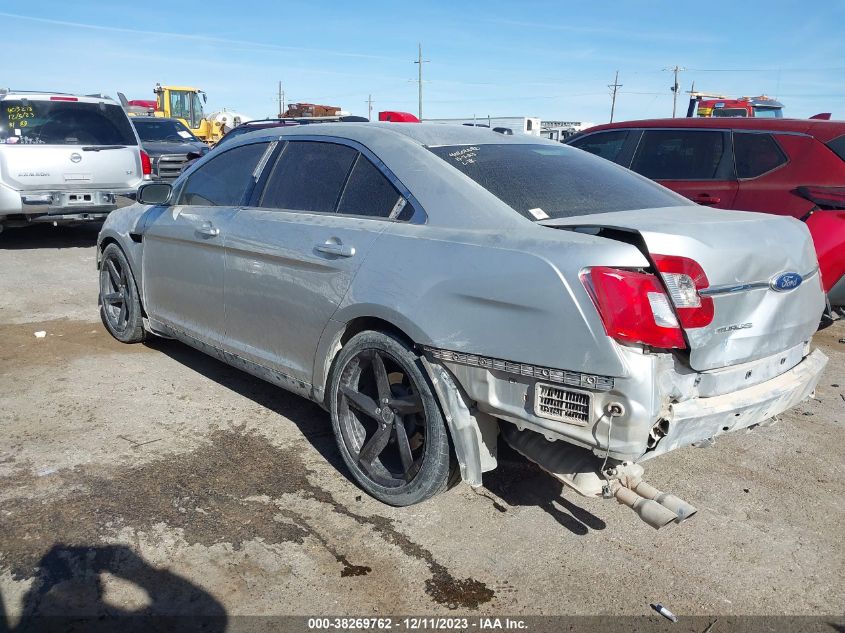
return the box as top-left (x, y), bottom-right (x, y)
top-left (500, 423), bottom-right (698, 529)
top-left (630, 480), bottom-right (698, 523)
top-left (612, 485), bottom-right (679, 529)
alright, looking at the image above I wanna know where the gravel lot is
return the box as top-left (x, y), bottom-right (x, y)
top-left (1, 224), bottom-right (843, 623)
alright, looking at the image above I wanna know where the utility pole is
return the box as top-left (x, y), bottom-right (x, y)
top-left (664, 65), bottom-right (685, 117)
top-left (366, 94), bottom-right (374, 121)
top-left (608, 70), bottom-right (622, 123)
top-left (413, 43), bottom-right (429, 121)
top-left (277, 81), bottom-right (285, 118)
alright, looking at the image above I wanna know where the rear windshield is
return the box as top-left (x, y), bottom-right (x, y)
top-left (0, 99), bottom-right (137, 146)
top-left (429, 143), bottom-right (689, 220)
top-left (132, 118), bottom-right (199, 143)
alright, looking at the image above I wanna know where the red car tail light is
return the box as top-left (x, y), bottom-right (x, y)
top-left (794, 185), bottom-right (845, 210)
top-left (49, 96), bottom-right (78, 101)
top-left (140, 150), bottom-right (152, 176)
top-left (581, 267), bottom-right (687, 349)
top-left (651, 254), bottom-right (714, 329)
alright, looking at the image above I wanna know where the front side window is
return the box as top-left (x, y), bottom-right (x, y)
top-left (752, 107), bottom-right (782, 119)
top-left (429, 143), bottom-right (689, 221)
top-left (630, 130), bottom-right (725, 180)
top-left (0, 100), bottom-right (137, 146)
top-left (178, 142), bottom-right (269, 206)
top-left (733, 132), bottom-right (787, 179)
top-left (569, 130), bottom-right (629, 163)
top-left (259, 141), bottom-right (358, 213)
top-left (190, 93), bottom-right (205, 129)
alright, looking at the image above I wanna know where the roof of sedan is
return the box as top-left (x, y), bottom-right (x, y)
top-left (239, 122), bottom-right (554, 147)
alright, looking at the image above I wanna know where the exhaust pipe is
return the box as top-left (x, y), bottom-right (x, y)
top-left (613, 485), bottom-right (679, 529)
top-left (631, 480), bottom-right (698, 523)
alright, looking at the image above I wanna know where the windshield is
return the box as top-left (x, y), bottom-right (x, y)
top-left (753, 107), bottom-right (783, 118)
top-left (429, 143), bottom-right (690, 220)
top-left (133, 118), bottom-right (199, 143)
top-left (711, 108), bottom-right (749, 117)
top-left (0, 99), bottom-right (137, 146)
top-left (169, 91), bottom-right (204, 129)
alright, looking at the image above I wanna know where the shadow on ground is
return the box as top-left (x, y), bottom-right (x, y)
top-left (0, 544), bottom-right (226, 633)
top-left (145, 337), bottom-right (348, 474)
top-left (0, 224), bottom-right (101, 250)
top-left (483, 441), bottom-right (607, 535)
top-left (148, 336), bottom-right (604, 537)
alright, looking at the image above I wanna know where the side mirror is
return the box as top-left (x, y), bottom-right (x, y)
top-left (137, 182), bottom-right (172, 205)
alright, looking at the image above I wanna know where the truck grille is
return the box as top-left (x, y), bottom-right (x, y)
top-left (155, 154), bottom-right (189, 181)
top-left (534, 383), bottom-right (591, 425)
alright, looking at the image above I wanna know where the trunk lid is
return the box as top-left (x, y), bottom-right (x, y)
top-left (0, 144), bottom-right (141, 191)
top-left (0, 97), bottom-right (142, 191)
top-left (544, 206), bottom-right (824, 371)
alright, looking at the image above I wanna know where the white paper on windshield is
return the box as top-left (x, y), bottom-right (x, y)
top-left (528, 207), bottom-right (549, 220)
top-left (177, 131), bottom-right (192, 139)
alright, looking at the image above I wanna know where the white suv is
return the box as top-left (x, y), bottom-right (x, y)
top-left (0, 90), bottom-right (148, 231)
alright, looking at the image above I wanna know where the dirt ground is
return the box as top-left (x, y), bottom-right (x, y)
top-left (1, 223), bottom-right (843, 623)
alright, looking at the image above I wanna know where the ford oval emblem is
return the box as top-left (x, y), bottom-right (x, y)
top-left (770, 272), bottom-right (803, 292)
top-left (70, 153), bottom-right (82, 163)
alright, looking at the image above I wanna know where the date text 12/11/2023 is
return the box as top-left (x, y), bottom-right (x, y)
top-left (307, 617), bottom-right (528, 630)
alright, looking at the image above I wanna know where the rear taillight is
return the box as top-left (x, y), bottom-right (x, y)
top-left (651, 254), bottom-right (714, 329)
top-left (794, 185), bottom-right (845, 210)
top-left (140, 150), bottom-right (152, 176)
top-left (50, 96), bottom-right (78, 101)
top-left (581, 267), bottom-right (687, 349)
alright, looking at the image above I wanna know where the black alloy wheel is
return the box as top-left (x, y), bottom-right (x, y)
top-left (330, 331), bottom-right (454, 506)
top-left (98, 243), bottom-right (145, 343)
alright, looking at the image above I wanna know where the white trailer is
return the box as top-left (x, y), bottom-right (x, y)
top-left (424, 116), bottom-right (542, 136)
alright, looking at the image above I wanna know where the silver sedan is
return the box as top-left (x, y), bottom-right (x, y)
top-left (97, 123), bottom-right (827, 528)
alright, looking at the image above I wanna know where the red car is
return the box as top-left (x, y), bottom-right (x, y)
top-left (567, 118), bottom-right (845, 309)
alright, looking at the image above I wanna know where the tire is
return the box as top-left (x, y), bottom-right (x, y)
top-left (98, 243), bottom-right (146, 344)
top-left (329, 331), bottom-right (455, 506)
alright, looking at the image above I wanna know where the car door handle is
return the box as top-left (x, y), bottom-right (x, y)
top-left (196, 222), bottom-right (220, 237)
top-left (692, 194), bottom-right (721, 205)
top-left (315, 241), bottom-right (356, 257)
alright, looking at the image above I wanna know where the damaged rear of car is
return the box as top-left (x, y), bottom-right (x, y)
top-left (411, 139), bottom-right (827, 528)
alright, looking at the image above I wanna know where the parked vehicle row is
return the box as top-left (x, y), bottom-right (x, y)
top-left (566, 117), bottom-right (845, 308)
top-left (98, 124), bottom-right (827, 528)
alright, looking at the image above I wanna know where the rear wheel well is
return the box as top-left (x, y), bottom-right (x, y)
top-left (339, 317), bottom-right (416, 350)
top-left (321, 317), bottom-right (418, 407)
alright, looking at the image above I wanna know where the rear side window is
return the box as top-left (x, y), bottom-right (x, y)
top-left (178, 142), bottom-right (269, 206)
top-left (260, 141), bottom-right (357, 212)
top-left (827, 134), bottom-right (845, 162)
top-left (569, 130), bottom-right (629, 163)
top-left (0, 100), bottom-right (137, 146)
top-left (733, 132), bottom-right (787, 178)
top-left (337, 155), bottom-right (404, 218)
top-left (630, 130), bottom-right (725, 180)
top-left (429, 143), bottom-right (689, 220)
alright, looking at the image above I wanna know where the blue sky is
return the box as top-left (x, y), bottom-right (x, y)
top-left (2, 1), bottom-right (844, 123)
